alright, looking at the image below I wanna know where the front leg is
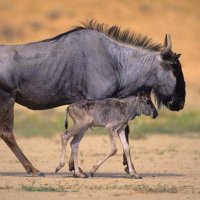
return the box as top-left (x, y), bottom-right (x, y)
top-left (118, 129), bottom-right (142, 179)
top-left (123, 125), bottom-right (130, 173)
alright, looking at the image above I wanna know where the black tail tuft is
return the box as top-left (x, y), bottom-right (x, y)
top-left (65, 121), bottom-right (68, 129)
top-left (64, 107), bottom-right (69, 129)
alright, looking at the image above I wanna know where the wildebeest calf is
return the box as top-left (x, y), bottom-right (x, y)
top-left (55, 94), bottom-right (158, 178)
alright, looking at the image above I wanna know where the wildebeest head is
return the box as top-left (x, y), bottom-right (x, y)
top-left (153, 34), bottom-right (186, 111)
top-left (137, 94), bottom-right (158, 119)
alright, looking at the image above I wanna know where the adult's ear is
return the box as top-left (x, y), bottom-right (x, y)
top-left (161, 34), bottom-right (172, 59)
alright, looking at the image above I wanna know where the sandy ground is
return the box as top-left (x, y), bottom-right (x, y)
top-left (0, 135), bottom-right (200, 200)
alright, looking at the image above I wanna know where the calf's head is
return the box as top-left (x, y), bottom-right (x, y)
top-left (138, 94), bottom-right (158, 118)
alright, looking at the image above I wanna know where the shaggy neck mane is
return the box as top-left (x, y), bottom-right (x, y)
top-left (42, 20), bottom-right (163, 51)
top-left (78, 20), bottom-right (163, 51)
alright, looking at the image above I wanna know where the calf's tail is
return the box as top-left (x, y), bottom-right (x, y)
top-left (65, 107), bottom-right (69, 129)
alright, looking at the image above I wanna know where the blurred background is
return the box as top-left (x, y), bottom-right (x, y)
top-left (0, 0), bottom-right (199, 138)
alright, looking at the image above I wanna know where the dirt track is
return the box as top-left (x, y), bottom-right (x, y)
top-left (0, 135), bottom-right (200, 200)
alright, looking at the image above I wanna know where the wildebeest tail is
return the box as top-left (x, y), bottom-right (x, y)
top-left (65, 107), bottom-right (69, 129)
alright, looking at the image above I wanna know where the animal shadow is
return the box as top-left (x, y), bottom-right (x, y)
top-left (0, 171), bottom-right (184, 178)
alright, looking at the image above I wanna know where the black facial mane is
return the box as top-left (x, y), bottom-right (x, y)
top-left (153, 60), bottom-right (186, 109)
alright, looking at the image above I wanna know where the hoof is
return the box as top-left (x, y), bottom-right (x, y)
top-left (73, 172), bottom-right (88, 178)
top-left (55, 164), bottom-right (64, 173)
top-left (55, 163), bottom-right (65, 173)
top-left (78, 167), bottom-right (84, 173)
top-left (130, 173), bottom-right (142, 179)
top-left (123, 161), bottom-right (128, 166)
top-left (89, 171), bottom-right (95, 177)
top-left (69, 165), bottom-right (83, 173)
top-left (89, 165), bottom-right (98, 177)
top-left (55, 168), bottom-right (60, 173)
top-left (124, 166), bottom-right (129, 174)
top-left (33, 172), bottom-right (45, 177)
top-left (69, 164), bottom-right (74, 172)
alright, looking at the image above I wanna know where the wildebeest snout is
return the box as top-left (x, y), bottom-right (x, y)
top-left (151, 109), bottom-right (158, 119)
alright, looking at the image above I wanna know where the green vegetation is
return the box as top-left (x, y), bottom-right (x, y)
top-left (131, 184), bottom-right (178, 193)
top-left (21, 183), bottom-right (177, 193)
top-left (14, 109), bottom-right (200, 138)
top-left (21, 185), bottom-right (79, 193)
top-left (14, 109), bottom-right (65, 137)
top-left (86, 183), bottom-right (178, 193)
top-left (129, 110), bottom-right (200, 138)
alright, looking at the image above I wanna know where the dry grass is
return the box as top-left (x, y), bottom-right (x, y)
top-left (13, 108), bottom-right (200, 138)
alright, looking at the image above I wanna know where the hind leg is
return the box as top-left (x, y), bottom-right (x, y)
top-left (68, 133), bottom-right (84, 174)
top-left (70, 131), bottom-right (87, 178)
top-left (0, 92), bottom-right (41, 175)
top-left (123, 125), bottom-right (130, 173)
top-left (55, 124), bottom-right (87, 174)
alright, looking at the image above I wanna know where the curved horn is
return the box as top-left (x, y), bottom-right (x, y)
top-left (164, 34), bottom-right (167, 47)
top-left (162, 34), bottom-right (172, 57)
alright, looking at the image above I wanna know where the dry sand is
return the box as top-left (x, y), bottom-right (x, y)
top-left (0, 135), bottom-right (200, 200)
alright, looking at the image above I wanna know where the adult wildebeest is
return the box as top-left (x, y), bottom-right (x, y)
top-left (55, 94), bottom-right (158, 178)
top-left (0, 20), bottom-right (185, 176)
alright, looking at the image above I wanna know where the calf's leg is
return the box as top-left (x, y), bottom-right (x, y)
top-left (55, 132), bottom-right (68, 173)
top-left (118, 129), bottom-right (142, 179)
top-left (55, 124), bottom-right (87, 175)
top-left (70, 131), bottom-right (87, 178)
top-left (123, 125), bottom-right (129, 173)
top-left (68, 133), bottom-right (84, 173)
top-left (90, 130), bottom-right (117, 176)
